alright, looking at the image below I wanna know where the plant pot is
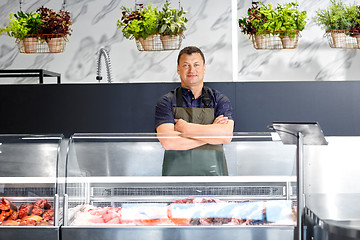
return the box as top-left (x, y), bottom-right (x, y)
top-left (22, 37), bottom-right (38, 53)
top-left (139, 36), bottom-right (155, 51)
top-left (254, 34), bottom-right (266, 49)
top-left (331, 32), bottom-right (346, 48)
top-left (46, 37), bottom-right (65, 53)
top-left (281, 36), bottom-right (296, 49)
top-left (355, 35), bottom-right (360, 48)
top-left (160, 35), bottom-right (181, 50)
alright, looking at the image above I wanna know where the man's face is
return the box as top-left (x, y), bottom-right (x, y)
top-left (177, 53), bottom-right (205, 88)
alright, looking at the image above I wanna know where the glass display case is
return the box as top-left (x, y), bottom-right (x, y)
top-left (0, 134), bottom-right (66, 240)
top-left (62, 132), bottom-right (299, 240)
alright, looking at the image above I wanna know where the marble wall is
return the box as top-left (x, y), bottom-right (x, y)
top-left (0, 0), bottom-right (360, 84)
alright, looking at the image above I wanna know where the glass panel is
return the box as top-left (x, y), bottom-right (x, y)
top-left (66, 132), bottom-right (296, 177)
top-left (0, 134), bottom-right (66, 227)
top-left (65, 132), bottom-right (297, 227)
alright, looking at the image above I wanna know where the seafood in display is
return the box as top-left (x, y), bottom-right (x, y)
top-left (69, 197), bottom-right (296, 226)
top-left (0, 198), bottom-right (54, 226)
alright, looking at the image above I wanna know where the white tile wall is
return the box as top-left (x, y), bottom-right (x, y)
top-left (1, 0), bottom-right (360, 83)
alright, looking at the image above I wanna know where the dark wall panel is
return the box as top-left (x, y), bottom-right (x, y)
top-left (0, 82), bottom-right (359, 137)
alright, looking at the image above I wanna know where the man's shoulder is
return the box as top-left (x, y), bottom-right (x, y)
top-left (157, 87), bottom-right (179, 105)
top-left (203, 86), bottom-right (228, 100)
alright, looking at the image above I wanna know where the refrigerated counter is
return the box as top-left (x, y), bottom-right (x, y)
top-left (0, 134), bottom-right (67, 240)
top-left (1, 127), bottom-right (343, 240)
top-left (61, 132), bottom-right (302, 240)
top-left (304, 137), bottom-right (360, 240)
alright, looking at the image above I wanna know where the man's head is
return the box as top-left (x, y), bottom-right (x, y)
top-left (177, 46), bottom-right (205, 65)
top-left (177, 46), bottom-right (206, 89)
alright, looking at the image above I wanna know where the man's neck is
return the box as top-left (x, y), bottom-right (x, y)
top-left (182, 84), bottom-right (203, 99)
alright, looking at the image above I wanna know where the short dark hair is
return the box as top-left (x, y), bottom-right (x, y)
top-left (177, 46), bottom-right (205, 65)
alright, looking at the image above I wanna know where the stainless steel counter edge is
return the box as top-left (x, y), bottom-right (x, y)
top-left (306, 207), bottom-right (360, 239)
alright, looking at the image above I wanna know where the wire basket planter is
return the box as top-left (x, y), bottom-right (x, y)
top-left (16, 34), bottom-right (68, 54)
top-left (326, 30), bottom-right (360, 49)
top-left (135, 33), bottom-right (184, 51)
top-left (250, 30), bottom-right (300, 50)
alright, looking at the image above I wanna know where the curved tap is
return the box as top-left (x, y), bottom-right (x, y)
top-left (96, 48), bottom-right (113, 83)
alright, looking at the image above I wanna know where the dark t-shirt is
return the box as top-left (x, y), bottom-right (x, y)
top-left (155, 87), bottom-right (233, 129)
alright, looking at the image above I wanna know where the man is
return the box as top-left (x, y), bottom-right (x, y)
top-left (155, 46), bottom-right (234, 176)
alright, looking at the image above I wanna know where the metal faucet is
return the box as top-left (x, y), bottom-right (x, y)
top-left (96, 48), bottom-right (112, 83)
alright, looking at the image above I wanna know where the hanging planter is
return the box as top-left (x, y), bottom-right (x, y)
top-left (160, 33), bottom-right (183, 50)
top-left (252, 34), bottom-right (267, 49)
top-left (134, 33), bottom-right (184, 51)
top-left (117, 1), bottom-right (187, 52)
top-left (0, 11), bottom-right (42, 53)
top-left (21, 37), bottom-right (38, 53)
top-left (350, 27), bottom-right (360, 48)
top-left (35, 6), bottom-right (72, 53)
top-left (279, 30), bottom-right (300, 49)
top-left (325, 30), bottom-right (359, 49)
top-left (157, 2), bottom-right (187, 50)
top-left (239, 2), bottom-right (306, 50)
top-left (250, 31), bottom-right (300, 50)
top-left (46, 36), bottom-right (66, 53)
top-left (138, 35), bottom-right (155, 51)
top-left (0, 4), bottom-right (72, 54)
top-left (314, 0), bottom-right (360, 49)
top-left (16, 34), bottom-right (68, 54)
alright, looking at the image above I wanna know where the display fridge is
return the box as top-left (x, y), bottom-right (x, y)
top-left (61, 131), bottom-right (307, 240)
top-left (0, 134), bottom-right (67, 240)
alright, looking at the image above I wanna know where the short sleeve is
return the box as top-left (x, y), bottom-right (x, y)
top-left (214, 91), bottom-right (233, 120)
top-left (154, 93), bottom-right (175, 129)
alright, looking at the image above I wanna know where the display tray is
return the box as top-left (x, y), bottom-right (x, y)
top-left (61, 225), bottom-right (295, 240)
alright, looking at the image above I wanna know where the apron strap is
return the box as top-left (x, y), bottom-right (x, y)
top-left (176, 87), bottom-right (183, 107)
top-left (176, 87), bottom-right (212, 108)
top-left (202, 86), bottom-right (211, 108)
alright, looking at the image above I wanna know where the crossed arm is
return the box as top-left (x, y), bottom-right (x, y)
top-left (156, 115), bottom-right (234, 150)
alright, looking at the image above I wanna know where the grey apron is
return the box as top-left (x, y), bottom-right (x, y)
top-left (162, 87), bottom-right (228, 176)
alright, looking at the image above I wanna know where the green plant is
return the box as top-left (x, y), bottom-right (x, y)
top-left (117, 4), bottom-right (159, 40)
top-left (238, 2), bottom-right (266, 36)
top-left (238, 2), bottom-right (306, 38)
top-left (314, 0), bottom-right (360, 31)
top-left (349, 6), bottom-right (360, 36)
top-left (274, 2), bottom-right (307, 38)
top-left (36, 6), bottom-right (72, 39)
top-left (0, 11), bottom-right (41, 40)
top-left (158, 2), bottom-right (187, 36)
top-left (251, 2), bottom-right (276, 35)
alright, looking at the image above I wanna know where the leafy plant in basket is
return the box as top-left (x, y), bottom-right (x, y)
top-left (117, 4), bottom-right (159, 50)
top-left (36, 6), bottom-right (72, 53)
top-left (314, 0), bottom-right (360, 47)
top-left (238, 2), bottom-right (269, 49)
top-left (349, 6), bottom-right (360, 47)
top-left (157, 2), bottom-right (187, 49)
top-left (275, 3), bottom-right (306, 37)
top-left (238, 2), bottom-right (266, 36)
top-left (314, 0), bottom-right (359, 31)
top-left (239, 2), bottom-right (306, 49)
top-left (0, 11), bottom-right (42, 53)
top-left (274, 2), bottom-right (307, 48)
top-left (349, 6), bottom-right (360, 38)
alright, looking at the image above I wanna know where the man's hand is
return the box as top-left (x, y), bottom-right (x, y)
top-left (174, 118), bottom-right (188, 133)
top-left (213, 115), bottom-right (229, 124)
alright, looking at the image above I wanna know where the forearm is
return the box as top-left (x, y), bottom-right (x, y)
top-left (158, 132), bottom-right (206, 150)
top-left (156, 123), bottom-right (206, 150)
top-left (181, 120), bottom-right (234, 145)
